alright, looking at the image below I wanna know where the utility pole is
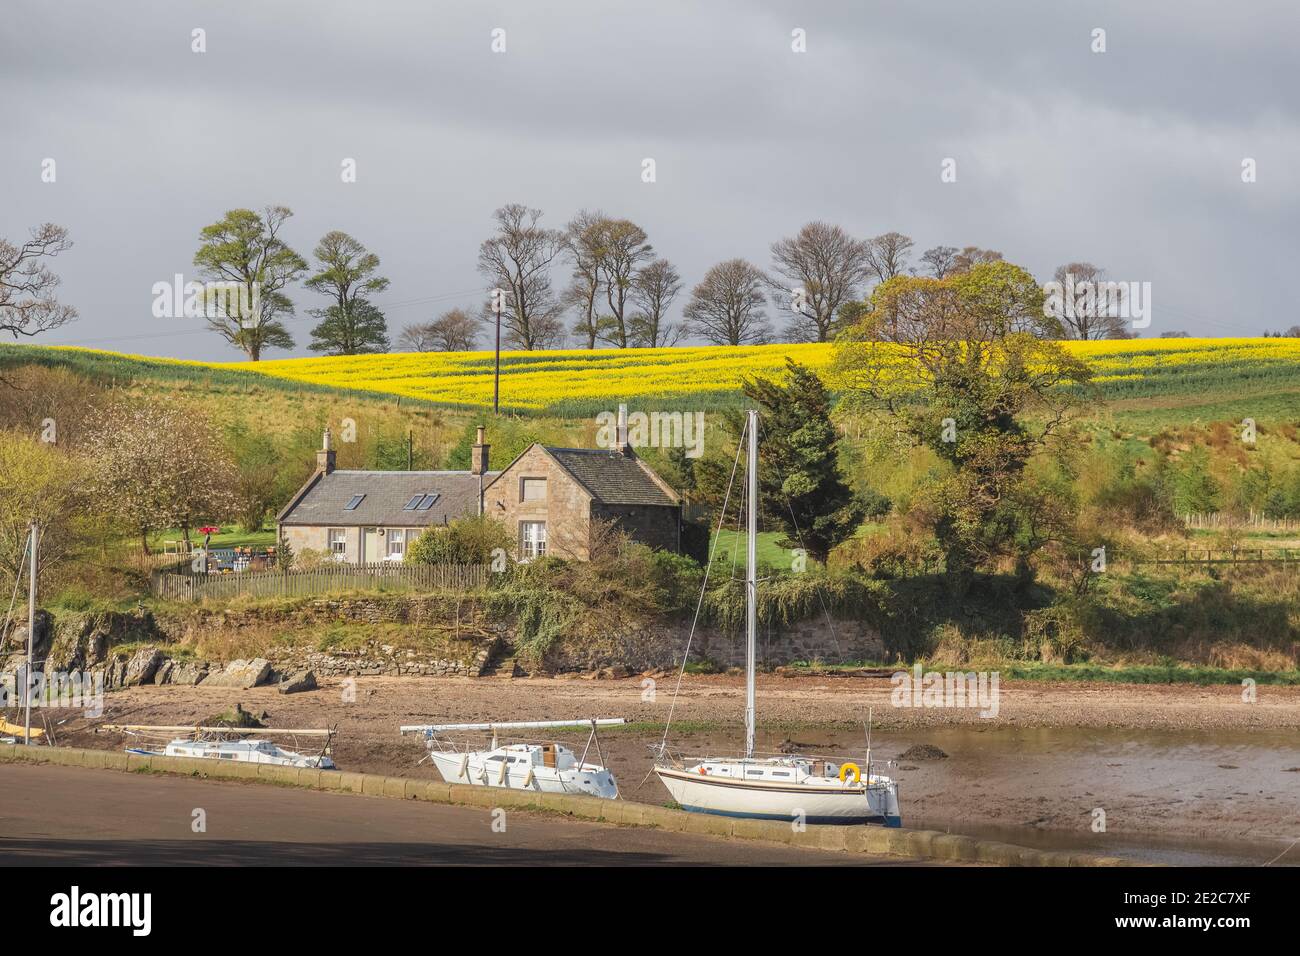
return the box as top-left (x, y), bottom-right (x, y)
top-left (491, 288), bottom-right (504, 415)
top-left (24, 520), bottom-right (37, 746)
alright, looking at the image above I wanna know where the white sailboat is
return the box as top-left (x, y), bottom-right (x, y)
top-left (104, 724), bottom-right (337, 769)
top-left (654, 410), bottom-right (902, 827)
top-left (400, 718), bottom-right (624, 800)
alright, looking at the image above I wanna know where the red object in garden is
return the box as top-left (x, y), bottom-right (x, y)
top-left (199, 526), bottom-right (220, 535)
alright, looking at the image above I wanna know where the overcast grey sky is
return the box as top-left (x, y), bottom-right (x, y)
top-left (4, 0), bottom-right (1297, 359)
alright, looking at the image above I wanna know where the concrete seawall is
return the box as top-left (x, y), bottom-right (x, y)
top-left (0, 743), bottom-right (1140, 867)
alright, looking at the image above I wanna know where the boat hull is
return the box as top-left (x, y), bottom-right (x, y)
top-left (656, 767), bottom-right (902, 827)
top-left (429, 750), bottom-right (618, 800)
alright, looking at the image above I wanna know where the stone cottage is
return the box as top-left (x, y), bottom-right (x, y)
top-left (275, 427), bottom-right (498, 563)
top-left (277, 419), bottom-right (682, 563)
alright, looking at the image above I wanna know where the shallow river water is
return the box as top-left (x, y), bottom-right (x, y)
top-left (595, 724), bottom-right (1300, 866)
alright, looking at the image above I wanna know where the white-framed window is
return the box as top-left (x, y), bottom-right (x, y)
top-left (386, 528), bottom-right (406, 560)
top-left (327, 528), bottom-right (347, 559)
top-left (520, 521), bottom-right (547, 560)
top-left (405, 528), bottom-right (422, 548)
top-left (521, 477), bottom-right (547, 502)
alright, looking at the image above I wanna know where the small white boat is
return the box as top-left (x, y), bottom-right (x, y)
top-left (654, 410), bottom-right (902, 827)
top-left (130, 738), bottom-right (336, 769)
top-left (104, 724), bottom-right (336, 769)
top-left (400, 719), bottom-right (623, 799)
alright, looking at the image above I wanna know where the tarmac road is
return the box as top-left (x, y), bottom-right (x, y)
top-left (0, 763), bottom-right (931, 866)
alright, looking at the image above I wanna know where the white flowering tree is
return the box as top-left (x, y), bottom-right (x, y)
top-left (84, 401), bottom-right (238, 554)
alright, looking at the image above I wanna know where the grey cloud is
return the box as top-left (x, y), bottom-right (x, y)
top-left (2, 0), bottom-right (1295, 359)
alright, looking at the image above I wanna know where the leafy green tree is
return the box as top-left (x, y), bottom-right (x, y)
top-left (308, 299), bottom-right (390, 355)
top-left (835, 261), bottom-right (1091, 585)
top-left (304, 231), bottom-right (391, 355)
top-left (224, 420), bottom-right (286, 532)
top-left (0, 432), bottom-right (94, 588)
top-left (193, 206), bottom-right (307, 360)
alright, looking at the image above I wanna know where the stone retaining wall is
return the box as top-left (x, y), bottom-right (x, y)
top-left (546, 617), bottom-right (887, 673)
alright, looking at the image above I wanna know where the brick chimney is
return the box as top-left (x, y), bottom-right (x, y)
top-left (317, 428), bottom-right (336, 475)
top-left (471, 425), bottom-right (490, 476)
top-left (614, 403), bottom-right (634, 456)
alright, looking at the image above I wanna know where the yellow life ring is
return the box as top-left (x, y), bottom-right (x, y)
top-left (838, 762), bottom-right (861, 785)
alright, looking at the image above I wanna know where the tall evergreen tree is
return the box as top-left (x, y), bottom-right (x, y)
top-left (728, 360), bottom-right (878, 564)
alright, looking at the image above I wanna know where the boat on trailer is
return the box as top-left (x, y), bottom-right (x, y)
top-left (653, 410), bottom-right (902, 827)
top-left (101, 724), bottom-right (337, 769)
top-left (400, 718), bottom-right (624, 799)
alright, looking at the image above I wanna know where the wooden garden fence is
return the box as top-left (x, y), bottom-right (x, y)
top-left (149, 561), bottom-right (490, 603)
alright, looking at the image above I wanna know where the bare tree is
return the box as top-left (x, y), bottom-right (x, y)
top-left (591, 218), bottom-right (654, 348)
top-left (920, 245), bottom-right (960, 278)
top-left (768, 222), bottom-right (872, 343)
top-left (476, 203), bottom-right (565, 350)
top-left (952, 246), bottom-right (1003, 273)
top-left (562, 209), bottom-right (605, 348)
top-left (630, 258), bottom-right (684, 347)
top-left (1051, 262), bottom-right (1129, 340)
top-left (863, 231), bottom-right (914, 285)
top-left (683, 259), bottom-right (772, 346)
top-left (398, 308), bottom-right (482, 352)
top-left (0, 223), bottom-right (78, 339)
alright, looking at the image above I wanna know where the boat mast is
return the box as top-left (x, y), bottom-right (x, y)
top-left (24, 520), bottom-right (37, 747)
top-left (744, 410), bottom-right (757, 759)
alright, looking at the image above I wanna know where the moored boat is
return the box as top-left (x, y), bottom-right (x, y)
top-left (400, 718), bottom-right (623, 799)
top-left (102, 724), bottom-right (336, 769)
top-left (653, 410), bottom-right (902, 826)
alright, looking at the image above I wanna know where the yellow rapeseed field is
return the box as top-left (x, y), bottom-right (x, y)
top-left (25, 338), bottom-right (1300, 415)
top-left (230, 338), bottom-right (1300, 413)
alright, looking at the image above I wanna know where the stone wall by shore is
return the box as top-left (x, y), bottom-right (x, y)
top-left (544, 616), bottom-right (886, 673)
top-left (0, 595), bottom-right (884, 693)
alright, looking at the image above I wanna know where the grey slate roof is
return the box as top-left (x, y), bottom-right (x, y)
top-left (279, 470), bottom-right (497, 527)
top-left (545, 448), bottom-right (678, 507)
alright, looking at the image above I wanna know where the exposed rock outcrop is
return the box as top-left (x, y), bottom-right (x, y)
top-left (276, 669), bottom-right (318, 694)
top-left (202, 658), bottom-right (273, 689)
top-left (121, 647), bottom-right (164, 686)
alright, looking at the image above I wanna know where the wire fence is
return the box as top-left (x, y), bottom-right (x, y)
top-left (1130, 548), bottom-right (1300, 567)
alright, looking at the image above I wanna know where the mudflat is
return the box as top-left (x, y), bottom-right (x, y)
top-left (44, 672), bottom-right (1300, 864)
